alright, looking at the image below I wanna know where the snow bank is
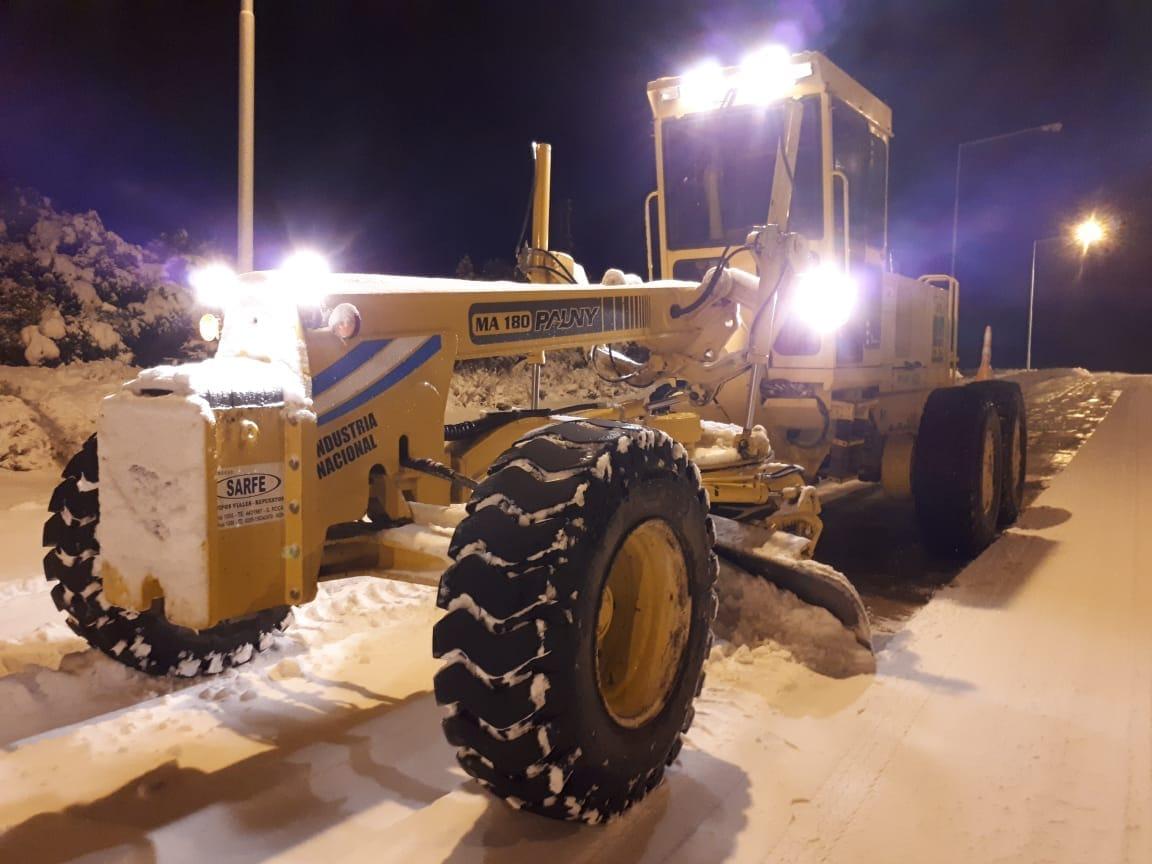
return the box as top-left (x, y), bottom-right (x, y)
top-left (711, 561), bottom-right (874, 679)
top-left (0, 574), bottom-right (435, 748)
top-left (0, 395), bottom-right (55, 470)
top-left (0, 360), bottom-right (133, 461)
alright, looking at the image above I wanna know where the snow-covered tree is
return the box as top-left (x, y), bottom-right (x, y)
top-left (0, 186), bottom-right (204, 367)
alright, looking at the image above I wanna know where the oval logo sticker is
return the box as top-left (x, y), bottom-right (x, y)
top-left (217, 472), bottom-right (282, 499)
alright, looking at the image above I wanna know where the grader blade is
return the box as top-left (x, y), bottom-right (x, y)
top-left (711, 516), bottom-right (873, 651)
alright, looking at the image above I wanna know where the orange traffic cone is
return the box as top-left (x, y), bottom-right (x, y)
top-left (975, 325), bottom-right (993, 381)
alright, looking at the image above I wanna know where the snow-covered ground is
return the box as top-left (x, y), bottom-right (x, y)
top-left (0, 366), bottom-right (1146, 862)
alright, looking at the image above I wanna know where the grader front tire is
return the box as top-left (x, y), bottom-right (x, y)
top-left (42, 435), bottom-right (292, 677)
top-left (433, 420), bottom-right (717, 823)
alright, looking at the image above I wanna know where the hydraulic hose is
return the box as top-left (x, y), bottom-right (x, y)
top-left (444, 402), bottom-right (601, 442)
top-left (670, 244), bottom-right (749, 319)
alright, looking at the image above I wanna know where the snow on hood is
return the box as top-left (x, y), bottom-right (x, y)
top-left (127, 356), bottom-right (308, 407)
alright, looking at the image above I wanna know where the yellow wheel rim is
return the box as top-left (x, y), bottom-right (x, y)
top-left (595, 518), bottom-right (692, 728)
top-left (981, 422), bottom-right (998, 516)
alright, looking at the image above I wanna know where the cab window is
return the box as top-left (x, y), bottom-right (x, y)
top-left (832, 100), bottom-right (888, 258)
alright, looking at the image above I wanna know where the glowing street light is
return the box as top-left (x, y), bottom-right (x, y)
top-left (1074, 215), bottom-right (1106, 252)
top-left (1027, 215), bottom-right (1112, 370)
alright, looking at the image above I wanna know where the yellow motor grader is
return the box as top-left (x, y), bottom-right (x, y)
top-left (42, 49), bottom-right (1024, 823)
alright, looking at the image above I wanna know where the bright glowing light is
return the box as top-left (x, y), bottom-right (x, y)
top-left (188, 262), bottom-right (238, 308)
top-left (281, 249), bottom-right (330, 278)
top-left (738, 44), bottom-right (795, 103)
top-left (791, 265), bottom-right (857, 333)
top-left (1074, 216), bottom-right (1105, 251)
top-left (278, 250), bottom-right (331, 306)
top-left (679, 60), bottom-right (727, 112)
top-left (198, 313), bottom-right (221, 342)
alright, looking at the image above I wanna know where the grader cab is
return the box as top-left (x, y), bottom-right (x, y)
top-left (641, 50), bottom-right (967, 478)
top-left (41, 48), bottom-right (1025, 825)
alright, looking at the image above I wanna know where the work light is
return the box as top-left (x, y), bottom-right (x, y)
top-left (189, 262), bottom-right (239, 308)
top-left (791, 264), bottom-right (857, 333)
top-left (278, 250), bottom-right (332, 307)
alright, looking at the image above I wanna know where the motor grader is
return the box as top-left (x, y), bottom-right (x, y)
top-left (42, 49), bottom-right (1024, 824)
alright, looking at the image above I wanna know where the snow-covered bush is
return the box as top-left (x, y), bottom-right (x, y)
top-left (0, 186), bottom-right (202, 367)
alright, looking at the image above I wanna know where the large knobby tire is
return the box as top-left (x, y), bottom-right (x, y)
top-left (912, 387), bottom-right (1004, 558)
top-left (42, 435), bottom-right (292, 677)
top-left (966, 380), bottom-right (1027, 527)
top-left (433, 420), bottom-right (718, 823)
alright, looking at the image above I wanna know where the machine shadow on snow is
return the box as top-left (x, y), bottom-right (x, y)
top-left (1014, 505), bottom-right (1072, 531)
top-left (0, 628), bottom-right (315, 748)
top-left (940, 531), bottom-right (1058, 611)
top-left (876, 629), bottom-right (976, 694)
top-left (0, 691), bottom-right (750, 864)
top-left (0, 689), bottom-right (456, 864)
top-left (439, 750), bottom-right (751, 864)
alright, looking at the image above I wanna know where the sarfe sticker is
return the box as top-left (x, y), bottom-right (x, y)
top-left (216, 462), bottom-right (285, 529)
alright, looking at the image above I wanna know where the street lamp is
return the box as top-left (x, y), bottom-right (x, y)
top-left (238, 0), bottom-right (255, 273)
top-left (1074, 216), bottom-right (1105, 253)
top-left (1026, 216), bottom-right (1108, 371)
top-left (950, 122), bottom-right (1063, 280)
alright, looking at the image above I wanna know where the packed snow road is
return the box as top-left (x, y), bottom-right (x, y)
top-left (0, 369), bottom-right (1146, 863)
top-left (818, 369), bottom-right (1124, 637)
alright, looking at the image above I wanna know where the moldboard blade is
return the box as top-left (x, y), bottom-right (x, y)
top-left (711, 515), bottom-right (873, 651)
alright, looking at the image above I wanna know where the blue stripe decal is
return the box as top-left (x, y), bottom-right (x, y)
top-left (317, 335), bottom-right (442, 426)
top-left (312, 338), bottom-right (392, 397)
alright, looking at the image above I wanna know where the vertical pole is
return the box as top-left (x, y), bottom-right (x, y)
top-left (949, 144), bottom-right (963, 279)
top-left (1026, 239), bottom-right (1038, 371)
top-left (530, 362), bottom-right (542, 410)
top-left (530, 142), bottom-right (552, 252)
top-left (238, 0), bottom-right (255, 272)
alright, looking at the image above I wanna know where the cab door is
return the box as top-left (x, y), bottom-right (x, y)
top-left (830, 99), bottom-right (889, 366)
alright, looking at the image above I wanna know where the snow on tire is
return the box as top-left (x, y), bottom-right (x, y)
top-left (42, 435), bottom-right (292, 677)
top-left (433, 419), bottom-right (718, 823)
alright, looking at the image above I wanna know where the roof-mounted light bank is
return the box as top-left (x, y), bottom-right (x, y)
top-left (658, 45), bottom-right (813, 114)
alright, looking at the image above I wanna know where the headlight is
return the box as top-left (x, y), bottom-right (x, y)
top-left (278, 250), bottom-right (331, 307)
top-left (189, 262), bottom-right (238, 309)
top-left (198, 313), bottom-right (221, 342)
top-left (791, 265), bottom-right (857, 333)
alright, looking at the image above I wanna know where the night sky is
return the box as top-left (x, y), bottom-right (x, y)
top-left (3, 1), bottom-right (1151, 369)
